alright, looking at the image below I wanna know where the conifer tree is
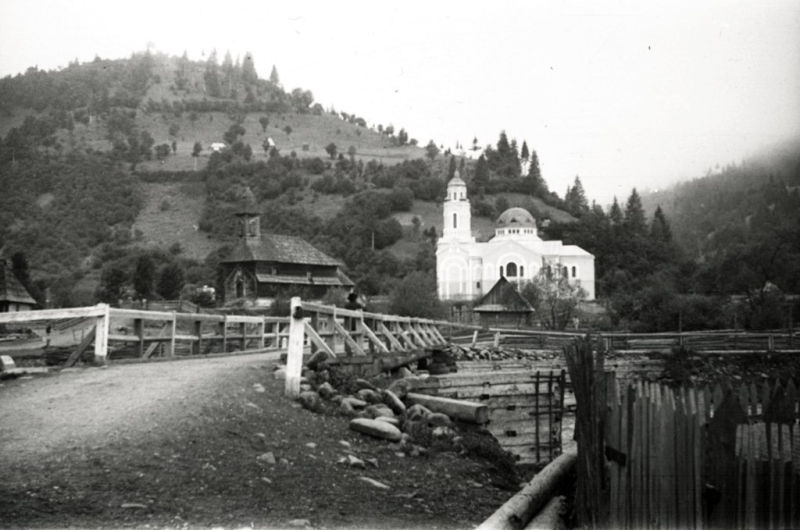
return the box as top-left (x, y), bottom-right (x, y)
top-left (474, 154), bottom-right (489, 185)
top-left (650, 205), bottom-right (672, 242)
top-left (565, 176), bottom-right (589, 216)
top-left (624, 188), bottom-right (647, 236)
top-left (242, 52), bottom-right (258, 84)
top-left (520, 140), bottom-right (530, 170)
top-left (447, 156), bottom-right (457, 180)
top-left (609, 197), bottom-right (623, 225)
top-left (204, 49), bottom-right (221, 97)
top-left (269, 65), bottom-right (280, 86)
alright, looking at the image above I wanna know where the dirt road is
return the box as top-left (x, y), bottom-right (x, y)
top-left (0, 354), bottom-right (513, 529)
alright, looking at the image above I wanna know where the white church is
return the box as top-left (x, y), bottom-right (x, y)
top-left (436, 173), bottom-right (596, 302)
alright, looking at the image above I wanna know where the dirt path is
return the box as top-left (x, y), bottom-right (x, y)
top-left (0, 355), bottom-right (514, 529)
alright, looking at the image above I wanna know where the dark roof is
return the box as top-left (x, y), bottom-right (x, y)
top-left (222, 234), bottom-right (342, 267)
top-left (474, 277), bottom-right (533, 313)
top-left (0, 262), bottom-right (37, 305)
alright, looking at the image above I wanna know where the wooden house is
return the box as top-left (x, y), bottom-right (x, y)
top-left (472, 276), bottom-right (533, 328)
top-left (219, 188), bottom-right (353, 307)
top-left (0, 260), bottom-right (37, 312)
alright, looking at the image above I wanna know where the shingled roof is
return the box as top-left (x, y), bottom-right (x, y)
top-left (221, 234), bottom-right (342, 267)
top-left (0, 262), bottom-right (37, 305)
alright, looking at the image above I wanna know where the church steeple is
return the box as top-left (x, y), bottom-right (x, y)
top-left (441, 171), bottom-right (474, 243)
top-left (235, 187), bottom-right (261, 243)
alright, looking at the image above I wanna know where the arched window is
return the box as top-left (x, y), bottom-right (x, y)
top-left (506, 262), bottom-right (518, 277)
top-left (572, 266), bottom-right (577, 278)
top-left (453, 213), bottom-right (457, 229)
top-left (499, 265), bottom-right (504, 277)
top-left (520, 266), bottom-right (524, 277)
top-left (563, 266), bottom-right (569, 278)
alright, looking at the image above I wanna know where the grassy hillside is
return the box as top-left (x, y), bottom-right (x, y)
top-left (0, 49), bottom-right (582, 307)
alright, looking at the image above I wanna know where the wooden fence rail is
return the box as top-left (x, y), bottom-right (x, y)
top-left (458, 327), bottom-right (799, 353)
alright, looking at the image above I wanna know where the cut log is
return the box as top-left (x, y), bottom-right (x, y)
top-left (406, 392), bottom-right (489, 425)
top-left (523, 496), bottom-right (567, 530)
top-left (475, 451), bottom-right (577, 530)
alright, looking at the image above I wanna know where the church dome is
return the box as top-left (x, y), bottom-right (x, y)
top-left (496, 208), bottom-right (536, 228)
top-left (447, 170), bottom-right (466, 188)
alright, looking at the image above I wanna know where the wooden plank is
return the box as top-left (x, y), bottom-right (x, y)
top-left (285, 297), bottom-right (304, 397)
top-left (93, 304), bottom-right (110, 365)
top-left (304, 322), bottom-right (336, 359)
top-left (0, 305), bottom-right (108, 325)
top-left (110, 308), bottom-right (178, 321)
top-left (143, 323), bottom-right (171, 359)
top-left (332, 318), bottom-right (366, 356)
top-left (63, 326), bottom-right (96, 367)
top-left (378, 321), bottom-right (404, 352)
top-left (360, 320), bottom-right (390, 354)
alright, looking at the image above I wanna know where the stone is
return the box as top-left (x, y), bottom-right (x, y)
top-left (387, 378), bottom-right (412, 399)
top-left (272, 368), bottom-right (286, 380)
top-left (407, 404), bottom-right (432, 422)
top-left (305, 442), bottom-right (317, 449)
top-left (382, 389), bottom-right (406, 416)
top-left (253, 383), bottom-right (265, 393)
top-left (329, 394), bottom-right (343, 405)
top-left (396, 366), bottom-right (413, 378)
top-left (342, 397), bottom-right (368, 410)
top-left (338, 440), bottom-right (351, 448)
top-left (375, 416), bottom-right (400, 427)
top-left (365, 457), bottom-right (378, 468)
top-left (338, 400), bottom-right (357, 417)
top-left (400, 433), bottom-right (413, 445)
top-left (349, 418), bottom-right (403, 442)
top-left (297, 391), bottom-right (321, 411)
top-left (287, 519), bottom-right (311, 528)
top-left (426, 412), bottom-right (453, 428)
top-left (355, 378), bottom-right (377, 391)
top-left (347, 454), bottom-right (366, 469)
top-left (302, 369), bottom-right (315, 381)
top-left (365, 404), bottom-right (395, 419)
top-left (357, 388), bottom-right (382, 404)
top-left (358, 477), bottom-right (390, 490)
top-left (432, 426), bottom-right (457, 439)
top-left (279, 458), bottom-right (290, 466)
top-left (257, 452), bottom-right (276, 465)
top-left (299, 384), bottom-right (312, 392)
top-left (0, 355), bottom-right (16, 372)
top-left (317, 382), bottom-right (336, 399)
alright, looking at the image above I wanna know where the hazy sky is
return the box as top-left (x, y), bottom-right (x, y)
top-left (1, 0), bottom-right (799, 203)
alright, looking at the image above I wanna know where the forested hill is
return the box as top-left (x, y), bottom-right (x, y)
top-left (641, 138), bottom-right (800, 259)
top-left (0, 49), bottom-right (565, 311)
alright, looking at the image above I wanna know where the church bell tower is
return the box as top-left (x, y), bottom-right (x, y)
top-left (441, 171), bottom-right (474, 243)
top-left (235, 187), bottom-right (261, 246)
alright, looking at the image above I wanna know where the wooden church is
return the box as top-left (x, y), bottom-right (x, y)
top-left (219, 188), bottom-right (353, 307)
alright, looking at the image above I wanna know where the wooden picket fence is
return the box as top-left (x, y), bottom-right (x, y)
top-left (604, 376), bottom-right (799, 530)
top-left (565, 336), bottom-right (800, 529)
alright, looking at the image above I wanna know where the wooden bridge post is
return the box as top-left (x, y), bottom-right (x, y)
top-left (257, 319), bottom-right (265, 349)
top-left (240, 322), bottom-right (247, 350)
top-left (93, 303), bottom-right (110, 365)
top-left (134, 318), bottom-right (145, 357)
top-left (220, 316), bottom-right (228, 353)
top-left (285, 297), bottom-right (305, 397)
top-left (768, 334), bottom-right (775, 352)
top-left (192, 320), bottom-right (202, 355)
top-left (166, 312), bottom-right (176, 357)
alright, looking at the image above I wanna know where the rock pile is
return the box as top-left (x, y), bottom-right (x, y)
top-left (274, 359), bottom-right (488, 453)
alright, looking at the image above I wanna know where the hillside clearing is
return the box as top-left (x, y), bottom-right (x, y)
top-left (132, 181), bottom-right (225, 262)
